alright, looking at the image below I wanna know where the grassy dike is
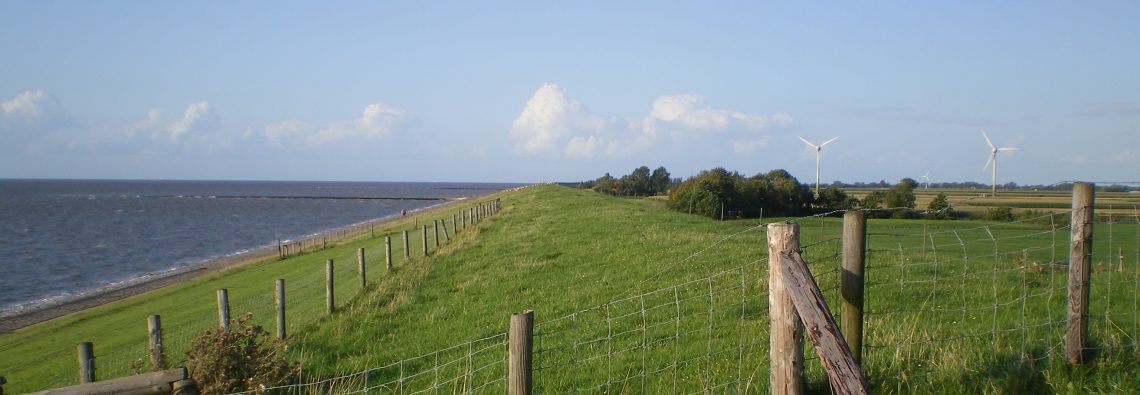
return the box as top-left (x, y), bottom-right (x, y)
top-left (3, 184), bottom-right (1136, 393)
top-left (0, 193), bottom-right (505, 393)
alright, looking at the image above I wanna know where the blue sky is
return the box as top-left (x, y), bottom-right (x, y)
top-left (2, 2), bottom-right (1138, 185)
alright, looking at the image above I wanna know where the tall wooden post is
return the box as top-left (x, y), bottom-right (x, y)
top-left (442, 220), bottom-right (451, 241)
top-left (357, 247), bottom-right (367, 289)
top-left (452, 214), bottom-right (458, 232)
top-left (403, 230), bottom-right (410, 259)
top-left (841, 212), bottom-right (866, 365)
top-left (1066, 182), bottom-right (1094, 364)
top-left (385, 236), bottom-right (393, 270)
top-left (275, 279), bottom-right (286, 340)
top-left (422, 225), bottom-right (429, 256)
top-left (463, 209), bottom-right (468, 228)
top-left (434, 220), bottom-right (440, 248)
top-left (147, 315), bottom-right (164, 371)
top-left (77, 342), bottom-right (95, 383)
top-left (326, 259), bottom-right (335, 314)
top-left (216, 289), bottom-right (230, 330)
top-left (768, 221), bottom-right (804, 395)
top-left (508, 310), bottom-right (534, 395)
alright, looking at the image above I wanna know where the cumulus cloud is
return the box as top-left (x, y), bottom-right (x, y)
top-left (312, 103), bottom-right (413, 144)
top-left (166, 101), bottom-right (219, 140)
top-left (509, 84), bottom-right (792, 158)
top-left (643, 95), bottom-right (792, 134)
top-left (259, 102), bottom-right (413, 147)
top-left (1, 90), bottom-right (72, 140)
top-left (509, 84), bottom-right (637, 158)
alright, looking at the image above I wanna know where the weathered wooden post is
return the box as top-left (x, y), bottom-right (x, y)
top-left (1066, 181), bottom-right (1094, 364)
top-left (403, 230), bottom-right (410, 259)
top-left (326, 259), bottom-right (335, 314)
top-left (358, 247), bottom-right (367, 289)
top-left (385, 236), bottom-right (393, 270)
top-left (508, 310), bottom-right (534, 395)
top-left (147, 315), bottom-right (165, 371)
top-left (77, 342), bottom-right (95, 383)
top-left (216, 289), bottom-right (230, 330)
top-left (276, 279), bottom-right (286, 340)
top-left (422, 225), bottom-right (429, 256)
top-left (768, 221), bottom-right (804, 395)
top-left (433, 220), bottom-right (440, 248)
top-left (841, 211), bottom-right (866, 365)
top-left (463, 209), bottom-right (468, 228)
top-left (452, 214), bottom-right (458, 233)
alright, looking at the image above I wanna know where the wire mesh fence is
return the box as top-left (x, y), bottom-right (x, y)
top-left (3, 200), bottom-right (500, 394)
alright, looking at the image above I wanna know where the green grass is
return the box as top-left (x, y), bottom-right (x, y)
top-left (1, 185), bottom-right (1137, 394)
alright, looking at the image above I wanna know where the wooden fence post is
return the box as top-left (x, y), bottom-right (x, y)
top-left (358, 247), bottom-right (367, 289)
top-left (841, 211), bottom-right (866, 365)
top-left (452, 214), bottom-right (458, 232)
top-left (1066, 181), bottom-right (1094, 364)
top-left (434, 220), bottom-right (440, 248)
top-left (508, 310), bottom-right (534, 395)
top-left (326, 259), bottom-right (335, 314)
top-left (276, 279), bottom-right (286, 340)
top-left (77, 342), bottom-right (95, 383)
top-left (147, 315), bottom-right (164, 371)
top-left (385, 236), bottom-right (393, 270)
top-left (216, 289), bottom-right (230, 330)
top-left (768, 221), bottom-right (804, 395)
top-left (403, 230), bottom-right (410, 259)
top-left (422, 225), bottom-right (429, 256)
top-left (443, 219), bottom-right (451, 241)
top-left (463, 209), bottom-right (468, 228)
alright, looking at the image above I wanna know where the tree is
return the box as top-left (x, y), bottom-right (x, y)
top-left (650, 166), bottom-right (671, 195)
top-left (926, 192), bottom-right (953, 220)
top-left (860, 191), bottom-right (884, 210)
top-left (815, 187), bottom-right (858, 213)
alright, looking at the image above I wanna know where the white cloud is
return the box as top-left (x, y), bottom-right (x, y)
top-left (1, 90), bottom-right (71, 140)
top-left (166, 101), bottom-right (219, 140)
top-left (311, 103), bottom-right (412, 144)
top-left (121, 108), bottom-right (163, 139)
top-left (259, 102), bottom-right (413, 147)
top-left (509, 84), bottom-right (792, 158)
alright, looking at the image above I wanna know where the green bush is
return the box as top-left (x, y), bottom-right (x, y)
top-left (185, 315), bottom-right (298, 394)
top-left (986, 206), bottom-right (1016, 221)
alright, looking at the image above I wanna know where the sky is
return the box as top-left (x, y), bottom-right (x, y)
top-left (2, 2), bottom-right (1138, 185)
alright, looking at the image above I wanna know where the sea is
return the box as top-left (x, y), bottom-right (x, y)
top-left (0, 179), bottom-right (520, 315)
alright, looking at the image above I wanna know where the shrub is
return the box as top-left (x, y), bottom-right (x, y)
top-left (185, 315), bottom-right (298, 394)
top-left (986, 206), bottom-right (1015, 221)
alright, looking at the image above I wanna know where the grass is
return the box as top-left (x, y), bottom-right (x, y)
top-left (1, 185), bottom-right (1137, 394)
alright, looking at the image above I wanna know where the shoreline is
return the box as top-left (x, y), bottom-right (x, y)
top-left (0, 195), bottom-right (475, 333)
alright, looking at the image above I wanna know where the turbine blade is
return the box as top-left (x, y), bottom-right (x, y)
top-left (981, 130), bottom-right (995, 150)
top-left (997, 147), bottom-right (1019, 151)
top-left (797, 135), bottom-right (817, 148)
top-left (820, 136), bottom-right (839, 147)
top-left (983, 154), bottom-right (994, 171)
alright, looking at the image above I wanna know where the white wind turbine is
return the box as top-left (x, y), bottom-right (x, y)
top-left (921, 172), bottom-right (931, 189)
top-left (798, 135), bottom-right (839, 197)
top-left (981, 130), bottom-right (1018, 197)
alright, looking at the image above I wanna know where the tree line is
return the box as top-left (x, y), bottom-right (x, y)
top-left (582, 166), bottom-right (958, 220)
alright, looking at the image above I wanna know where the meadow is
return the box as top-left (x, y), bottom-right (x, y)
top-left (0, 185), bottom-right (1136, 394)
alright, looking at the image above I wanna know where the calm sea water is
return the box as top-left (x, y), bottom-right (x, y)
top-left (0, 179), bottom-right (518, 314)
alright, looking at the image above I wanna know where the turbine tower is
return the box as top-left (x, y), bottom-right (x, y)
top-left (798, 135), bottom-right (839, 197)
top-left (921, 172), bottom-right (931, 189)
top-left (981, 130), bottom-right (1018, 197)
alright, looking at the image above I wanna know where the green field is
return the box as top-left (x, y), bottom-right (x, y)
top-left (1, 185), bottom-right (1137, 394)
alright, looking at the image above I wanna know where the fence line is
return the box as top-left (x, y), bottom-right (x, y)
top-left (7, 199), bottom-right (502, 394)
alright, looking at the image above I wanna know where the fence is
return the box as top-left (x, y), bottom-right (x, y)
top-left (2, 199), bottom-right (502, 394)
top-left (221, 182), bottom-right (1137, 394)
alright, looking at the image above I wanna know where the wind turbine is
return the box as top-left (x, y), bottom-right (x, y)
top-left (798, 135), bottom-right (839, 197)
top-left (981, 130), bottom-right (1018, 197)
top-left (921, 172), bottom-right (931, 189)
